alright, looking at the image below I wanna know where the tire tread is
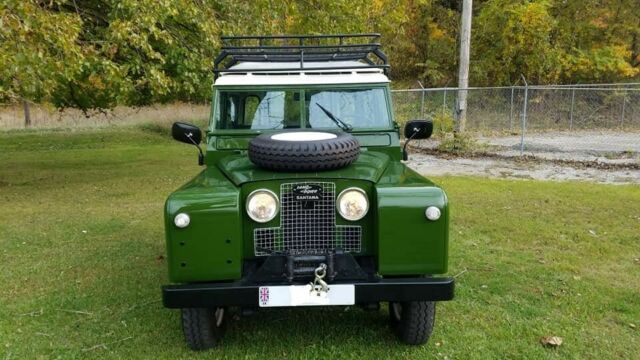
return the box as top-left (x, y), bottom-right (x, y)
top-left (390, 301), bottom-right (436, 345)
top-left (248, 132), bottom-right (360, 172)
top-left (181, 308), bottom-right (224, 351)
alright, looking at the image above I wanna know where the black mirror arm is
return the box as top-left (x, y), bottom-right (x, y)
top-left (402, 130), bottom-right (419, 161)
top-left (185, 133), bottom-right (205, 166)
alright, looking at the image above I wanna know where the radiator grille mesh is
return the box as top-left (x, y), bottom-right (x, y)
top-left (254, 182), bottom-right (361, 256)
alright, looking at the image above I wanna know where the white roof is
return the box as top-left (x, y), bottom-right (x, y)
top-left (215, 61), bottom-right (389, 86)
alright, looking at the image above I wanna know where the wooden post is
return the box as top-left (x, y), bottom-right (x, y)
top-left (456, 0), bottom-right (473, 132)
top-left (23, 100), bottom-right (31, 128)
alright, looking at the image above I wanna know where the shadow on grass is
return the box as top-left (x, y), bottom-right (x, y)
top-left (176, 305), bottom-right (416, 357)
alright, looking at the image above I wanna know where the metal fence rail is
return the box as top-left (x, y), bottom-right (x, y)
top-left (392, 84), bottom-right (640, 163)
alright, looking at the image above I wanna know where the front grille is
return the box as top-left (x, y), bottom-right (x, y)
top-left (254, 182), bottom-right (362, 256)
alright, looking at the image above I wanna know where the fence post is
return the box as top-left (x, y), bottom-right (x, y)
top-left (520, 75), bottom-right (528, 156)
top-left (417, 81), bottom-right (426, 118)
top-left (23, 100), bottom-right (31, 128)
top-left (509, 86), bottom-right (514, 131)
top-left (569, 88), bottom-right (575, 130)
top-left (620, 91), bottom-right (626, 128)
top-left (443, 88), bottom-right (447, 115)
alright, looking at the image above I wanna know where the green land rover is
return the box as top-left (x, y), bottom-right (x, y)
top-left (162, 34), bottom-right (454, 350)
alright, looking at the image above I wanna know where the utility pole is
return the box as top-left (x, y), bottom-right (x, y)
top-left (456, 0), bottom-right (473, 133)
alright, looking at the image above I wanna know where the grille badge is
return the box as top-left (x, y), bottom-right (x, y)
top-left (292, 184), bottom-right (323, 201)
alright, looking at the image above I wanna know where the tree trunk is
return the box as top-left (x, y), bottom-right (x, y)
top-left (23, 100), bottom-right (31, 128)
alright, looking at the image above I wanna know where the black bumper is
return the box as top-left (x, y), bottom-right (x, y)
top-left (162, 277), bottom-right (454, 308)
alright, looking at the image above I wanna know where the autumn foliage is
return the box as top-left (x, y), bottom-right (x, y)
top-left (1, 0), bottom-right (638, 111)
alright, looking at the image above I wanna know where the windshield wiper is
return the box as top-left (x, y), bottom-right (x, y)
top-left (315, 103), bottom-right (352, 131)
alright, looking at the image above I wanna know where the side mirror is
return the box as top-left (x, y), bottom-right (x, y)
top-left (402, 119), bottom-right (433, 161)
top-left (172, 122), bottom-right (202, 145)
top-left (404, 120), bottom-right (433, 140)
top-left (171, 122), bottom-right (204, 166)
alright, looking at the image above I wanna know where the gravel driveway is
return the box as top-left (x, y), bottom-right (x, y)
top-left (408, 131), bottom-right (639, 184)
top-left (407, 154), bottom-right (639, 184)
top-left (478, 131), bottom-right (640, 164)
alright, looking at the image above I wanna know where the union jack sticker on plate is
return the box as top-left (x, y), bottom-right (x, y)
top-left (259, 287), bottom-right (270, 306)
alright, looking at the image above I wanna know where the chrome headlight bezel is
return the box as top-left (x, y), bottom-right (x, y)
top-left (246, 189), bottom-right (279, 223)
top-left (336, 187), bottom-right (369, 221)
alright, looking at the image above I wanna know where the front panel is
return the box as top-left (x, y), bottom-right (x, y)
top-left (165, 168), bottom-right (243, 283)
top-left (376, 186), bottom-right (449, 275)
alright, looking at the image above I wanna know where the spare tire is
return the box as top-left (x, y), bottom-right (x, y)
top-left (248, 131), bottom-right (360, 172)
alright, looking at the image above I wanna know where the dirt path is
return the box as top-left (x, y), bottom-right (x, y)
top-left (407, 154), bottom-right (640, 184)
top-left (478, 131), bottom-right (640, 164)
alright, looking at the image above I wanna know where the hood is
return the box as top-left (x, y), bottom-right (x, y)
top-left (217, 151), bottom-right (391, 186)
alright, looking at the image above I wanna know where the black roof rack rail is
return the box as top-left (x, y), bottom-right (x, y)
top-left (213, 33), bottom-right (389, 79)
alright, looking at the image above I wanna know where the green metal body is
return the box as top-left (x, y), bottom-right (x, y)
top-left (165, 83), bottom-right (449, 283)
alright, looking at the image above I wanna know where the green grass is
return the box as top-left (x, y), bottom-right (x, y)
top-left (1, 126), bottom-right (638, 359)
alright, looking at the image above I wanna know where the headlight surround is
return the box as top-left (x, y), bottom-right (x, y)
top-left (246, 189), bottom-right (279, 223)
top-left (337, 187), bottom-right (369, 221)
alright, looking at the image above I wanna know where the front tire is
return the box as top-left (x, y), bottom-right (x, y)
top-left (181, 307), bottom-right (226, 350)
top-left (389, 301), bottom-right (436, 345)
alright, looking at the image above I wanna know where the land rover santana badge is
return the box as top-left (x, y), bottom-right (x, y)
top-left (292, 184), bottom-right (323, 202)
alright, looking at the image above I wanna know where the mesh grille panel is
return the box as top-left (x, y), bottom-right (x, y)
top-left (254, 182), bottom-right (362, 256)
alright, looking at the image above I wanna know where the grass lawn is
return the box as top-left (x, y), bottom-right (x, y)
top-left (1, 126), bottom-right (638, 359)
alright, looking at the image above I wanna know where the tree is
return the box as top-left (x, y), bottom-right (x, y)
top-left (551, 0), bottom-right (639, 82)
top-left (471, 0), bottom-right (639, 86)
top-left (471, 0), bottom-right (562, 85)
top-left (0, 1), bottom-right (84, 104)
top-left (2, 0), bottom-right (640, 113)
top-left (2, 0), bottom-right (220, 111)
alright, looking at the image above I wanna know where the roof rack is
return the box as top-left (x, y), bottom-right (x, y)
top-left (213, 34), bottom-right (389, 78)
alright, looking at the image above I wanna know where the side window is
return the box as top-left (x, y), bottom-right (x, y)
top-left (226, 97), bottom-right (236, 125)
top-left (215, 93), bottom-right (238, 129)
top-left (243, 96), bottom-right (260, 126)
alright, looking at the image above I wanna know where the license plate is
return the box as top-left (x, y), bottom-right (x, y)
top-left (258, 284), bottom-right (355, 307)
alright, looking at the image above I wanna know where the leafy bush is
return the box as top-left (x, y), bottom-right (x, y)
top-left (432, 112), bottom-right (455, 135)
top-left (437, 132), bottom-right (483, 154)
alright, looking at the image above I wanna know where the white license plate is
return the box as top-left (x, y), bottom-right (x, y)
top-left (258, 284), bottom-right (355, 307)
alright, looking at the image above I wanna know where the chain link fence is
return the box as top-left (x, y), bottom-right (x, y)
top-left (2, 84), bottom-right (638, 167)
top-left (392, 84), bottom-right (640, 165)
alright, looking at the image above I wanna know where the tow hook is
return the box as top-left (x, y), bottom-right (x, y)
top-left (309, 263), bottom-right (329, 295)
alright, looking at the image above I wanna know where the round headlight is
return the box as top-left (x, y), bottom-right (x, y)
top-left (246, 189), bottom-right (279, 223)
top-left (425, 206), bottom-right (441, 221)
top-left (337, 188), bottom-right (369, 221)
top-left (174, 213), bottom-right (190, 228)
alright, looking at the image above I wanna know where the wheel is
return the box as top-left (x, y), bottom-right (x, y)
top-left (181, 307), bottom-right (226, 350)
top-left (389, 301), bottom-right (436, 345)
top-left (248, 130), bottom-right (360, 172)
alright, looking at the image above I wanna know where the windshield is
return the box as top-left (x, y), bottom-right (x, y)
top-left (213, 87), bottom-right (390, 130)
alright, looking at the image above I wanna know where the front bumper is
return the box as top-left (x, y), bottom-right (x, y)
top-left (162, 277), bottom-right (454, 308)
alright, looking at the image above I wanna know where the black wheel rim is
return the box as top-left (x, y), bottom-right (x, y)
top-left (391, 303), bottom-right (402, 321)
top-left (214, 308), bottom-right (224, 327)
